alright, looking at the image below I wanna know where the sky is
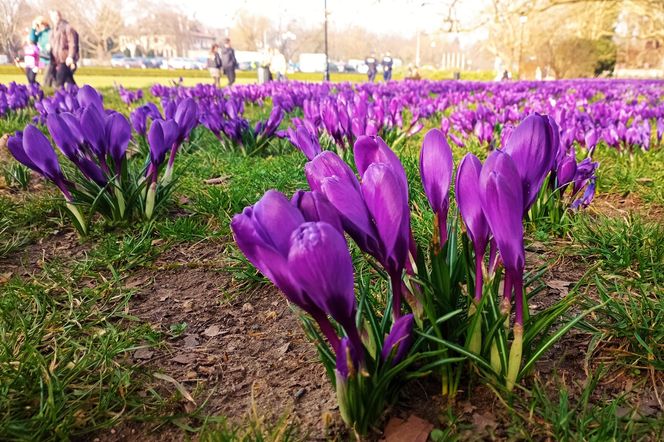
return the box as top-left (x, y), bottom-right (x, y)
top-left (180, 0), bottom-right (486, 38)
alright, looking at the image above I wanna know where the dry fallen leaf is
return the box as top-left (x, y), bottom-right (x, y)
top-left (0, 272), bottom-right (13, 284)
top-left (202, 325), bottom-right (222, 337)
top-left (382, 415), bottom-right (433, 442)
top-left (472, 412), bottom-right (498, 433)
top-left (133, 348), bottom-right (154, 360)
top-left (546, 279), bottom-right (572, 296)
top-left (183, 335), bottom-right (199, 348)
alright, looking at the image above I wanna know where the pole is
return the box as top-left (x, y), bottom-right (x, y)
top-left (324, 0), bottom-right (330, 81)
top-left (518, 24), bottom-right (524, 79)
top-left (415, 28), bottom-right (421, 67)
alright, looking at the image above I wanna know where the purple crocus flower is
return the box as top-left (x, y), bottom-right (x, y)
top-left (585, 128), bottom-right (598, 155)
top-left (571, 179), bottom-right (596, 209)
top-left (456, 153), bottom-right (490, 301)
top-left (77, 85), bottom-right (104, 115)
top-left (147, 119), bottom-right (178, 183)
top-left (502, 114), bottom-right (556, 213)
top-left (361, 162), bottom-right (410, 318)
top-left (380, 313), bottom-right (414, 365)
top-left (8, 126), bottom-right (71, 199)
top-left (336, 337), bottom-right (354, 380)
top-left (556, 154), bottom-right (577, 189)
top-left (231, 191), bottom-right (348, 354)
top-left (106, 112), bottom-right (131, 174)
top-left (420, 128), bottom-right (453, 249)
top-left (479, 150), bottom-right (525, 325)
top-left (130, 102), bottom-right (162, 136)
top-left (288, 221), bottom-right (363, 355)
top-left (354, 136), bottom-right (408, 193)
top-left (286, 125), bottom-right (321, 160)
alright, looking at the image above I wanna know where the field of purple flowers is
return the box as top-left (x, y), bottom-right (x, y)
top-left (0, 78), bottom-right (662, 441)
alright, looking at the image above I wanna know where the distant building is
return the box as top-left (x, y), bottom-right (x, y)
top-left (118, 30), bottom-right (217, 59)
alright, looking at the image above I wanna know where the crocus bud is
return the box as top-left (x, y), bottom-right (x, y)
top-left (420, 129), bottom-right (453, 248)
top-left (502, 114), bottom-right (557, 213)
top-left (381, 314), bottom-right (414, 365)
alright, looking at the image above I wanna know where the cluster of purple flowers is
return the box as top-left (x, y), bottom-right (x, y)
top-left (116, 85), bottom-right (144, 105)
top-left (146, 79), bottom-right (663, 157)
top-left (6, 86), bottom-right (199, 231)
top-left (0, 82), bottom-right (42, 117)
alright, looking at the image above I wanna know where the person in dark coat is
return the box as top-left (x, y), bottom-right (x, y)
top-left (208, 44), bottom-right (222, 87)
top-left (48, 10), bottom-right (79, 88)
top-left (365, 52), bottom-right (378, 82)
top-left (382, 52), bottom-right (393, 81)
top-left (221, 38), bottom-right (238, 86)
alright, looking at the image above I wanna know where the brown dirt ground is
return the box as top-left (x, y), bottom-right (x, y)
top-left (591, 191), bottom-right (664, 223)
top-left (94, 241), bottom-right (338, 442)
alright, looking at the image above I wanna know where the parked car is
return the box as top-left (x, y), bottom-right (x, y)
top-left (142, 57), bottom-right (164, 69)
top-left (192, 57), bottom-right (207, 70)
top-left (166, 57), bottom-right (196, 70)
top-left (238, 61), bottom-right (254, 71)
top-left (122, 57), bottom-right (146, 69)
top-left (110, 54), bottom-right (125, 68)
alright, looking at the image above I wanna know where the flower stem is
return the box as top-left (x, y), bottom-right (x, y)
top-left (145, 182), bottom-right (157, 220)
top-left (506, 323), bottom-right (523, 391)
top-left (66, 202), bottom-right (87, 235)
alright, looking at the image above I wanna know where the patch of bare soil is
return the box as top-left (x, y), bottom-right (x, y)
top-left (0, 228), bottom-right (89, 279)
top-left (591, 191), bottom-right (664, 222)
top-left (97, 241), bottom-right (336, 441)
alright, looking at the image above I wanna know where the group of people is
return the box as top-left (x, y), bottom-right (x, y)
top-left (207, 38), bottom-right (238, 87)
top-left (17, 10), bottom-right (79, 88)
top-left (365, 52), bottom-right (393, 82)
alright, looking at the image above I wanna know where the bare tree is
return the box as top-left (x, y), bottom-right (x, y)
top-left (39, 0), bottom-right (125, 59)
top-left (231, 10), bottom-right (271, 50)
top-left (0, 0), bottom-right (34, 59)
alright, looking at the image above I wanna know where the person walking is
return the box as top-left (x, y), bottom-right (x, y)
top-left (207, 44), bottom-right (222, 87)
top-left (365, 52), bottom-right (378, 82)
top-left (48, 10), bottom-right (79, 88)
top-left (29, 16), bottom-right (52, 86)
top-left (382, 52), bottom-right (393, 81)
top-left (15, 36), bottom-right (40, 84)
top-left (221, 38), bottom-right (238, 86)
top-left (270, 48), bottom-right (287, 81)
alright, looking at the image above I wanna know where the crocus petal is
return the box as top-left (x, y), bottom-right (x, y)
top-left (320, 175), bottom-right (378, 253)
top-left (106, 112), bottom-right (131, 170)
top-left (46, 113), bottom-right (79, 161)
top-left (361, 163), bottom-right (408, 269)
top-left (22, 125), bottom-right (63, 182)
top-left (381, 314), bottom-right (414, 365)
top-left (354, 135), bottom-right (407, 193)
top-left (252, 189), bottom-right (305, 256)
top-left (479, 150), bottom-right (525, 275)
top-left (77, 85), bottom-right (104, 114)
top-left (291, 190), bottom-right (343, 234)
top-left (305, 151), bottom-right (360, 193)
top-left (420, 128), bottom-right (453, 244)
top-left (288, 221), bottom-right (356, 328)
top-left (456, 153), bottom-right (489, 253)
top-left (80, 106), bottom-right (107, 157)
top-left (503, 114), bottom-right (556, 212)
top-left (7, 131), bottom-right (39, 172)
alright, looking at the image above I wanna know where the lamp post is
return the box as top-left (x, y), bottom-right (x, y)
top-left (324, 0), bottom-right (330, 81)
top-left (518, 14), bottom-right (527, 79)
